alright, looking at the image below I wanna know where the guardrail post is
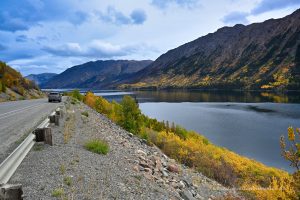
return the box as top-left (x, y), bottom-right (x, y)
top-left (0, 184), bottom-right (23, 200)
top-left (49, 115), bottom-right (59, 126)
top-left (44, 127), bottom-right (52, 146)
top-left (55, 108), bottom-right (63, 117)
top-left (33, 128), bottom-right (53, 146)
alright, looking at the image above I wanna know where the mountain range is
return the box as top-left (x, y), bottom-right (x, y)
top-left (42, 9), bottom-right (300, 90)
top-left (42, 60), bottom-right (152, 89)
top-left (26, 73), bottom-right (57, 86)
top-left (119, 9), bottom-right (300, 90)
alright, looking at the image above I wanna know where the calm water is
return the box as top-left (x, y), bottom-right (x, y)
top-left (46, 89), bottom-right (300, 172)
top-left (97, 90), bottom-right (300, 172)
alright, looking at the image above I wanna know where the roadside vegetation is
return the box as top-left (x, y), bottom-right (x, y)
top-left (84, 139), bottom-right (109, 155)
top-left (0, 61), bottom-right (41, 100)
top-left (69, 90), bottom-right (299, 199)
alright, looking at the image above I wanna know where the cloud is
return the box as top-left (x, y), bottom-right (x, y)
top-left (0, 0), bottom-right (90, 32)
top-left (0, 12), bottom-right (30, 32)
top-left (43, 40), bottom-right (137, 58)
top-left (151, 0), bottom-right (200, 9)
top-left (251, 0), bottom-right (300, 15)
top-left (69, 11), bottom-right (89, 25)
top-left (223, 0), bottom-right (300, 25)
top-left (16, 35), bottom-right (29, 42)
top-left (222, 12), bottom-right (249, 25)
top-left (98, 6), bottom-right (147, 25)
top-left (0, 44), bottom-right (7, 51)
top-left (130, 9), bottom-right (147, 24)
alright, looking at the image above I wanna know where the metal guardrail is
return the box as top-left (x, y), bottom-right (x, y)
top-left (0, 107), bottom-right (61, 185)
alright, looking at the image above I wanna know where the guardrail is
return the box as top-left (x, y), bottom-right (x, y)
top-left (0, 107), bottom-right (63, 199)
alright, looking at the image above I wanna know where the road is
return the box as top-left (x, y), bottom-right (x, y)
top-left (0, 98), bottom-right (64, 162)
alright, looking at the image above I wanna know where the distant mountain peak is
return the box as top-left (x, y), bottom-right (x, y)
top-left (42, 60), bottom-right (152, 89)
top-left (119, 9), bottom-right (300, 90)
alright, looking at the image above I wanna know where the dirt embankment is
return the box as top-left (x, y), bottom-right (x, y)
top-left (10, 99), bottom-right (239, 199)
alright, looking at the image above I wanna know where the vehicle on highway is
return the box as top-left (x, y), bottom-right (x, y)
top-left (48, 92), bottom-right (62, 102)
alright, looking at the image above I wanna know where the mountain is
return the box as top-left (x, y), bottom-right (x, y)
top-left (26, 73), bottom-right (57, 86)
top-left (120, 9), bottom-right (300, 90)
top-left (0, 61), bottom-right (44, 101)
top-left (42, 60), bottom-right (152, 89)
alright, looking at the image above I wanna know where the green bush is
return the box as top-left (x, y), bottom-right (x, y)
top-left (120, 96), bottom-right (143, 134)
top-left (84, 139), bottom-right (109, 155)
top-left (81, 111), bottom-right (89, 117)
top-left (52, 188), bottom-right (64, 197)
top-left (70, 90), bottom-right (83, 101)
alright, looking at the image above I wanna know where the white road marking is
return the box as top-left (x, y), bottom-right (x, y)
top-left (0, 104), bottom-right (44, 120)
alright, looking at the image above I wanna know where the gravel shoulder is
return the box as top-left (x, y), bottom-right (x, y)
top-left (9, 99), bottom-right (239, 200)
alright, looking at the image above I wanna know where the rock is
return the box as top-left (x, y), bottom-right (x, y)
top-left (167, 164), bottom-right (179, 173)
top-left (177, 181), bottom-right (185, 189)
top-left (179, 190), bottom-right (197, 200)
top-left (133, 165), bottom-right (139, 172)
top-left (139, 155), bottom-right (146, 161)
top-left (128, 133), bottom-right (133, 137)
top-left (162, 170), bottom-right (169, 177)
top-left (139, 161), bottom-right (150, 168)
top-left (136, 149), bottom-right (147, 156)
top-left (144, 168), bottom-right (152, 173)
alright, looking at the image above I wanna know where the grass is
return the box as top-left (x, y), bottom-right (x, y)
top-left (64, 176), bottom-right (72, 186)
top-left (84, 139), bottom-right (109, 155)
top-left (60, 164), bottom-right (66, 175)
top-left (81, 111), bottom-right (89, 117)
top-left (63, 111), bottom-right (75, 143)
top-left (52, 188), bottom-right (64, 198)
top-left (33, 143), bottom-right (44, 151)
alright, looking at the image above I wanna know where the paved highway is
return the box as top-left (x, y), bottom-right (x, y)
top-left (0, 98), bottom-right (64, 162)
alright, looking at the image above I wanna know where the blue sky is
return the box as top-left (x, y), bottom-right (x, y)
top-left (0, 0), bottom-right (299, 75)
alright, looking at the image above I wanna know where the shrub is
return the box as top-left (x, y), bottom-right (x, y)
top-left (70, 89), bottom-right (83, 101)
top-left (84, 139), bottom-right (109, 155)
top-left (81, 111), bottom-right (89, 117)
top-left (64, 176), bottom-right (72, 186)
top-left (81, 92), bottom-right (296, 199)
top-left (280, 127), bottom-right (300, 170)
top-left (52, 188), bottom-right (64, 197)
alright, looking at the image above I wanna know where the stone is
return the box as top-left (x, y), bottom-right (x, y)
top-left (139, 161), bottom-right (150, 168)
top-left (128, 133), bottom-right (134, 137)
top-left (133, 165), bottom-right (139, 172)
top-left (138, 155), bottom-right (146, 161)
top-left (167, 164), bottom-right (179, 173)
top-left (136, 150), bottom-right (147, 156)
top-left (144, 168), bottom-right (152, 173)
top-left (179, 190), bottom-right (197, 200)
top-left (162, 170), bottom-right (169, 177)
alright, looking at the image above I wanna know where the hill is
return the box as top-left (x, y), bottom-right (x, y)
top-left (120, 9), bottom-right (300, 90)
top-left (42, 60), bottom-right (152, 89)
top-left (0, 61), bottom-right (44, 101)
top-left (26, 73), bottom-right (57, 86)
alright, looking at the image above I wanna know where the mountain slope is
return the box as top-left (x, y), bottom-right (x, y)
top-left (0, 61), bottom-right (44, 101)
top-left (121, 9), bottom-right (300, 90)
top-left (42, 60), bottom-right (152, 89)
top-left (26, 73), bottom-right (57, 86)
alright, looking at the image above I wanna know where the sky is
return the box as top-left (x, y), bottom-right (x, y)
top-left (0, 0), bottom-right (299, 75)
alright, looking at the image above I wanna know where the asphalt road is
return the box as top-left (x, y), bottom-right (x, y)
top-left (0, 98), bottom-right (64, 162)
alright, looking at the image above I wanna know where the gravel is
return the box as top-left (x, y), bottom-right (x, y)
top-left (9, 99), bottom-right (240, 199)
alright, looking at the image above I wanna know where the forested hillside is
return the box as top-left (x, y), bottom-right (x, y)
top-left (120, 9), bottom-right (300, 90)
top-left (0, 61), bottom-right (44, 101)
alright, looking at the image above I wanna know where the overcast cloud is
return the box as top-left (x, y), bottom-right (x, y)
top-left (0, 0), bottom-right (299, 75)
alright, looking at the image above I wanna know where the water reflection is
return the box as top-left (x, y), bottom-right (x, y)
top-left (102, 90), bottom-right (300, 103)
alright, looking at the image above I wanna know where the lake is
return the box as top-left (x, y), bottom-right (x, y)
top-left (95, 90), bottom-right (300, 172)
top-left (45, 89), bottom-right (300, 172)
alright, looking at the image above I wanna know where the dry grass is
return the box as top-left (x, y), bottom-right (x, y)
top-left (63, 110), bottom-right (75, 144)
